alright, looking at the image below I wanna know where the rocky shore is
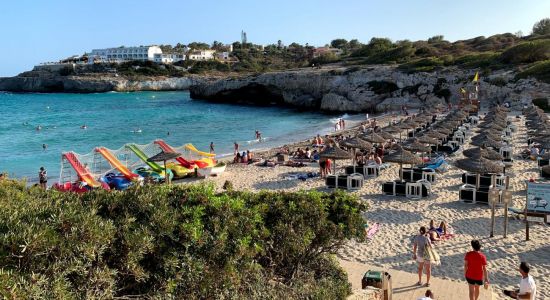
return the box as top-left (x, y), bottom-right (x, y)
top-left (0, 75), bottom-right (202, 93)
top-left (2, 64), bottom-right (548, 113)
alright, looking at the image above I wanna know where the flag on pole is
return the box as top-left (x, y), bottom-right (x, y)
top-left (472, 71), bottom-right (479, 82)
top-left (460, 87), bottom-right (466, 94)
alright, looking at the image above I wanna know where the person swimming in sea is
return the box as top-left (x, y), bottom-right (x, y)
top-left (80, 125), bottom-right (87, 129)
top-left (42, 143), bottom-right (47, 151)
top-left (36, 125), bottom-right (42, 131)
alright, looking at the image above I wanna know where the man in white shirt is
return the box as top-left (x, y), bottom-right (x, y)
top-left (503, 261), bottom-right (536, 300)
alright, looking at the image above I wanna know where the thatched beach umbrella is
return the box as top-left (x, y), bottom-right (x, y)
top-left (403, 139), bottom-right (432, 153)
top-left (463, 147), bottom-right (503, 161)
top-left (426, 131), bottom-right (447, 139)
top-left (433, 127), bottom-right (452, 135)
top-left (341, 137), bottom-right (373, 172)
top-left (455, 154), bottom-right (504, 188)
top-left (147, 151), bottom-right (182, 184)
top-left (470, 136), bottom-right (502, 148)
top-left (360, 132), bottom-right (387, 144)
top-left (319, 146), bottom-right (352, 174)
top-left (377, 130), bottom-right (395, 140)
top-left (416, 135), bottom-right (442, 146)
top-left (472, 132), bottom-right (503, 142)
top-left (383, 146), bottom-right (423, 180)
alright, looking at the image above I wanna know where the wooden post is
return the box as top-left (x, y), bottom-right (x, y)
top-left (489, 188), bottom-right (499, 238)
top-left (502, 190), bottom-right (512, 238)
top-left (525, 182), bottom-right (530, 241)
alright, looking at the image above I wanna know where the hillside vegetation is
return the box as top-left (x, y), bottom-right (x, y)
top-left (0, 180), bottom-right (365, 299)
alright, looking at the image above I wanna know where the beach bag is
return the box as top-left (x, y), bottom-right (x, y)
top-left (425, 243), bottom-right (441, 266)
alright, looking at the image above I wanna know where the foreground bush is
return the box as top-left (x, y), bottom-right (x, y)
top-left (0, 180), bottom-right (366, 299)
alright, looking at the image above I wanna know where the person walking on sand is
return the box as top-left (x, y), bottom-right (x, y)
top-left (503, 262), bottom-right (537, 300)
top-left (234, 142), bottom-right (239, 155)
top-left (209, 142), bottom-right (215, 154)
top-left (464, 240), bottom-right (489, 300)
top-left (39, 167), bottom-right (47, 189)
top-left (412, 226), bottom-right (432, 286)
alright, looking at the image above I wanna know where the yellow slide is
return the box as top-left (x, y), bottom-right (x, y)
top-left (185, 143), bottom-right (216, 157)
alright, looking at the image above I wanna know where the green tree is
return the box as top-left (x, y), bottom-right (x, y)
top-left (532, 18), bottom-right (550, 35)
top-left (428, 35), bottom-right (445, 44)
top-left (330, 39), bottom-right (348, 49)
top-left (188, 42), bottom-right (210, 50)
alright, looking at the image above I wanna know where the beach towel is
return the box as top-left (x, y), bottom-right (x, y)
top-left (284, 172), bottom-right (319, 181)
top-left (366, 223), bottom-right (380, 239)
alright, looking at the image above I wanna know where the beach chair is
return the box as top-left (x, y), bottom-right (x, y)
top-left (345, 164), bottom-right (380, 178)
top-left (382, 180), bottom-right (430, 197)
top-left (326, 173), bottom-right (364, 190)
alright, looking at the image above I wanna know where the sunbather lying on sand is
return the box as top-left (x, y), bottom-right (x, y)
top-left (428, 220), bottom-right (451, 241)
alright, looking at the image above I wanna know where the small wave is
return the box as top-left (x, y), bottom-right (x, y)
top-left (244, 137), bottom-right (271, 145)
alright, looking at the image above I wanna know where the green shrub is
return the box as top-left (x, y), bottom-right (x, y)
top-left (515, 60), bottom-right (550, 83)
top-left (499, 40), bottom-right (550, 64)
top-left (0, 181), bottom-right (365, 299)
top-left (398, 57), bottom-right (444, 73)
top-left (188, 60), bottom-right (230, 74)
top-left (453, 52), bottom-right (500, 69)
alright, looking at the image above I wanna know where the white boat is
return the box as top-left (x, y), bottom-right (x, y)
top-left (197, 164), bottom-right (226, 177)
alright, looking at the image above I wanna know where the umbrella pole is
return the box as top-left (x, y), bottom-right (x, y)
top-left (164, 160), bottom-right (169, 185)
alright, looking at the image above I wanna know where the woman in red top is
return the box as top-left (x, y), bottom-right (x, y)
top-left (464, 240), bottom-right (489, 300)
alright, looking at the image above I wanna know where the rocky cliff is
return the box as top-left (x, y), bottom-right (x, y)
top-left (190, 65), bottom-right (549, 112)
top-left (0, 75), bottom-right (202, 93)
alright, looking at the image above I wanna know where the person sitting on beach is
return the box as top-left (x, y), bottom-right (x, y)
top-left (241, 151), bottom-right (248, 163)
top-left (246, 150), bottom-right (253, 162)
top-left (234, 152), bottom-right (242, 163)
top-left (312, 150), bottom-right (319, 161)
top-left (503, 261), bottom-right (537, 300)
top-left (428, 220), bottom-right (448, 241)
top-left (529, 145), bottom-right (540, 160)
top-left (305, 147), bottom-right (312, 159)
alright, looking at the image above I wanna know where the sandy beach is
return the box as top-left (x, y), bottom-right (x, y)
top-left (181, 111), bottom-right (549, 299)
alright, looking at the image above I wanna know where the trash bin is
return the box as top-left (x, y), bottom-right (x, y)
top-left (362, 270), bottom-right (392, 300)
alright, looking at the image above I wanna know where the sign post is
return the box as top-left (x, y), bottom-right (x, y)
top-left (488, 189), bottom-right (499, 238)
top-left (502, 190), bottom-right (512, 238)
top-left (525, 181), bottom-right (550, 240)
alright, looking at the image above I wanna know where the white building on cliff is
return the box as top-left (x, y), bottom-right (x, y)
top-left (88, 46), bottom-right (163, 64)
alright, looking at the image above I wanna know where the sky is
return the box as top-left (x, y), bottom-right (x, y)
top-left (1, 0), bottom-right (549, 76)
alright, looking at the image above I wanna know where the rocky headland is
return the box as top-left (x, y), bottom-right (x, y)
top-left (189, 65), bottom-right (549, 112)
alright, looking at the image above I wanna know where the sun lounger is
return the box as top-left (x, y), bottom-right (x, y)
top-left (401, 167), bottom-right (436, 183)
top-left (345, 165), bottom-right (380, 178)
top-left (326, 173), bottom-right (364, 190)
top-left (382, 180), bottom-right (430, 198)
top-left (459, 184), bottom-right (498, 204)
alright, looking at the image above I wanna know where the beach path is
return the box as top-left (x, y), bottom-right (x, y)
top-left (341, 259), bottom-right (494, 300)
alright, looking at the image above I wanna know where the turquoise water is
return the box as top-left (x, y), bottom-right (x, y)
top-left (0, 91), bottom-right (340, 182)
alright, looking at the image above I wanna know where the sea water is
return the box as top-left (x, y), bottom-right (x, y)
top-left (0, 91), bottom-right (348, 182)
